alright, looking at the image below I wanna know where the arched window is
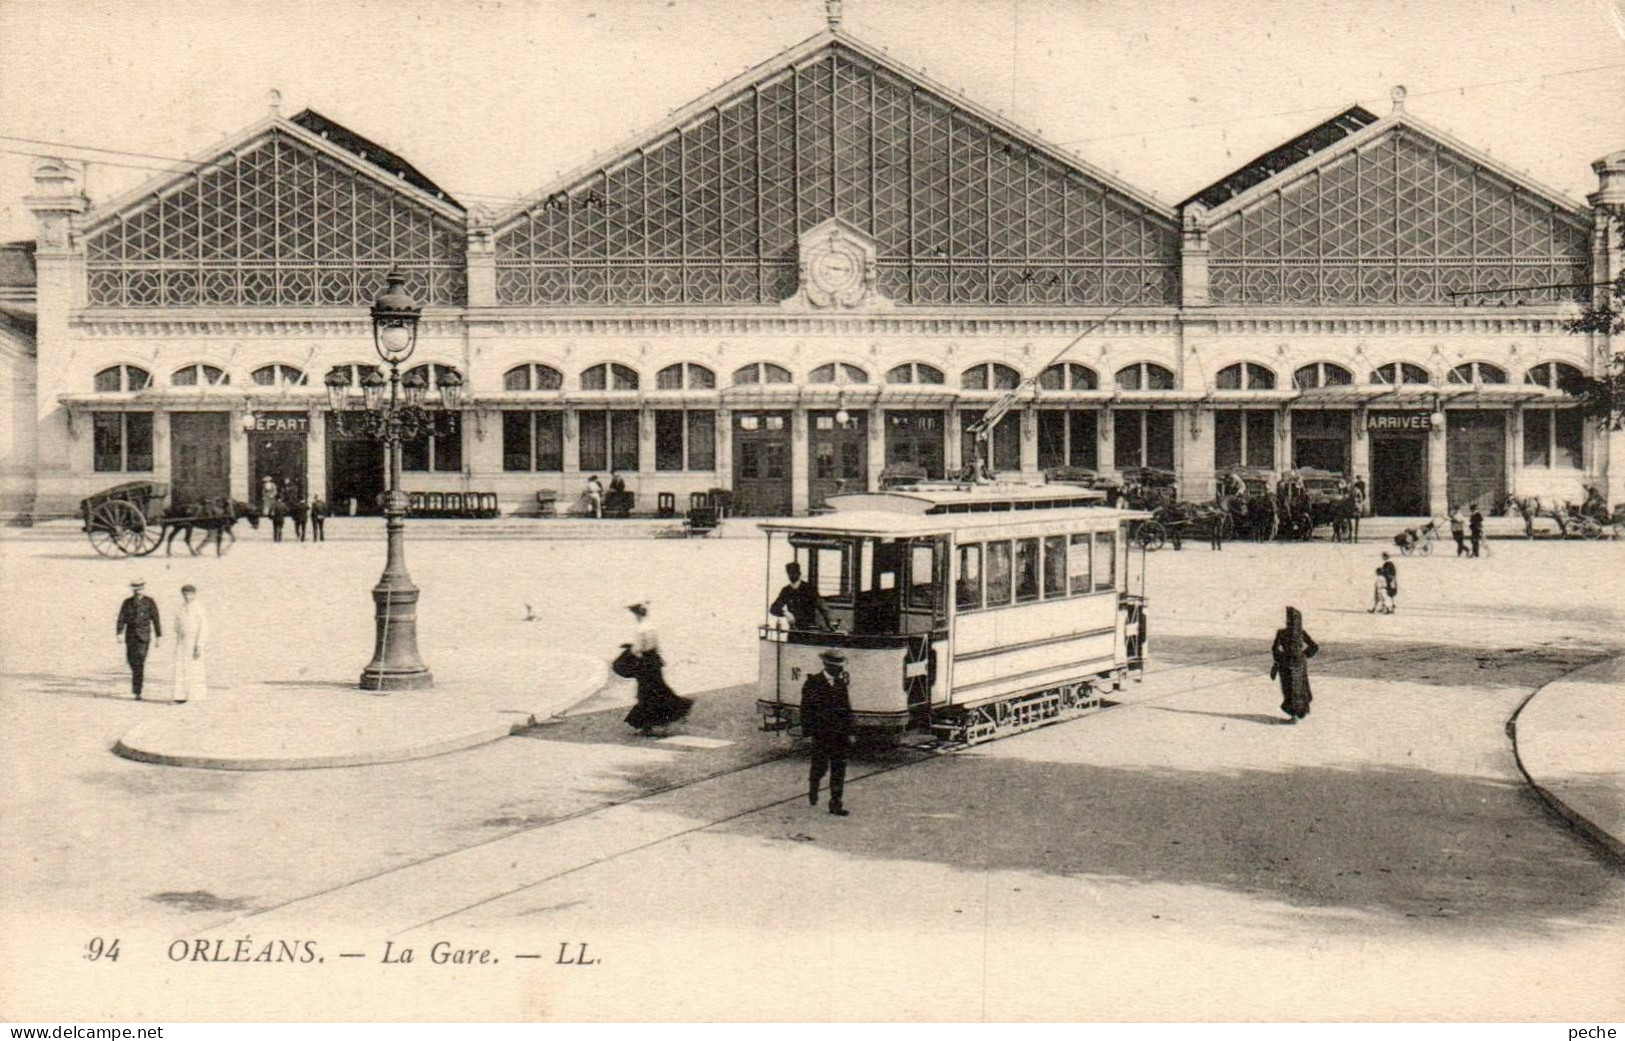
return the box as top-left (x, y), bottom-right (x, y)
top-left (251, 364), bottom-right (308, 387)
top-left (1524, 361), bottom-right (1586, 392)
top-left (732, 362), bottom-right (792, 386)
top-left (504, 363), bottom-right (563, 392)
top-left (885, 362), bottom-right (945, 385)
top-left (1215, 362), bottom-right (1277, 391)
top-left (94, 365), bottom-right (152, 393)
top-left (171, 363), bottom-right (229, 387)
top-left (1293, 362), bottom-right (1353, 389)
top-left (656, 363), bottom-right (717, 390)
top-left (1369, 362), bottom-right (1430, 386)
top-left (1449, 362), bottom-right (1507, 385)
top-left (808, 363), bottom-right (869, 385)
top-left (580, 363), bottom-right (639, 391)
top-left (1114, 362), bottom-right (1175, 391)
top-left (1037, 363), bottom-right (1099, 391)
top-left (961, 363), bottom-right (1021, 391)
top-left (404, 363), bottom-right (462, 394)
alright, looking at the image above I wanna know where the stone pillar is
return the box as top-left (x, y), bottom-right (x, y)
top-left (25, 158), bottom-right (88, 515)
top-left (464, 408), bottom-right (502, 488)
top-left (1179, 204), bottom-right (1210, 307)
top-left (152, 411), bottom-right (172, 487)
top-left (1350, 408), bottom-right (1371, 512)
top-left (1427, 422), bottom-right (1448, 517)
top-left (790, 406), bottom-right (810, 515)
top-left (230, 407), bottom-right (251, 502)
top-left (1018, 407), bottom-right (1038, 479)
top-left (1186, 408), bottom-right (1216, 501)
top-left (944, 405), bottom-right (962, 477)
top-left (866, 406), bottom-right (884, 490)
top-left (306, 404), bottom-right (327, 503)
top-left (1588, 150), bottom-right (1623, 505)
top-left (1099, 407), bottom-right (1116, 480)
top-left (1507, 405), bottom-right (1523, 500)
top-left (465, 213), bottom-right (497, 308)
top-left (716, 408), bottom-right (733, 491)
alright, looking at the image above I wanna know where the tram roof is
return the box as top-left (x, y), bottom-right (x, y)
top-left (758, 487), bottom-right (1148, 537)
top-left (829, 485), bottom-right (1109, 514)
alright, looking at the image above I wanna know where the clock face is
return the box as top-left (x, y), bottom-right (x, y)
top-left (812, 248), bottom-right (862, 292)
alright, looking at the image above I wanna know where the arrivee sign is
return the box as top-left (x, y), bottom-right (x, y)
top-left (1366, 410), bottom-right (1434, 432)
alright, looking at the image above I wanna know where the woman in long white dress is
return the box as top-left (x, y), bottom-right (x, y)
top-left (173, 584), bottom-right (208, 704)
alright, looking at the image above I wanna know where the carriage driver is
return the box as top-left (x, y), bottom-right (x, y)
top-left (769, 561), bottom-right (836, 631)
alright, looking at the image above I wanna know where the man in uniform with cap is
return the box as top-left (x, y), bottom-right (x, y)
top-left (115, 580), bottom-right (162, 699)
top-left (769, 561), bottom-right (835, 631)
top-left (801, 648), bottom-right (855, 816)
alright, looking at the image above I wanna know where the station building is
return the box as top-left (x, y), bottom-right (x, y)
top-left (12, 17), bottom-right (1624, 519)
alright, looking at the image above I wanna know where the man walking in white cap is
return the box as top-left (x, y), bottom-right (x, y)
top-left (801, 648), bottom-right (855, 816)
top-left (115, 580), bottom-right (161, 700)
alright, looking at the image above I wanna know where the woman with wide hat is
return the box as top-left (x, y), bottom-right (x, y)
top-left (622, 601), bottom-right (693, 736)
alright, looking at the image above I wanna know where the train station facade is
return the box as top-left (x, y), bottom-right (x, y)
top-left (14, 23), bottom-right (1624, 519)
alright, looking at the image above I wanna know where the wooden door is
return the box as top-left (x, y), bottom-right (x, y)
top-left (731, 411), bottom-right (792, 516)
top-left (1446, 412), bottom-right (1506, 514)
top-left (168, 412), bottom-right (230, 508)
top-left (808, 411), bottom-right (868, 511)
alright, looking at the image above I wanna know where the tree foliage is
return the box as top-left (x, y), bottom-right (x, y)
top-left (1560, 213), bottom-right (1624, 430)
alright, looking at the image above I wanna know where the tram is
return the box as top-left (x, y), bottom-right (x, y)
top-left (756, 484), bottom-right (1149, 746)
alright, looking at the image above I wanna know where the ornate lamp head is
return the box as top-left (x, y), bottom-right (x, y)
top-left (370, 271), bottom-right (421, 365)
top-left (324, 367), bottom-right (351, 412)
top-left (437, 367), bottom-right (465, 410)
top-left (361, 367), bottom-right (387, 411)
top-left (402, 368), bottom-right (429, 408)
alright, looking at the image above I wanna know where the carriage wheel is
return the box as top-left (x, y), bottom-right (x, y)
top-left (127, 516), bottom-right (165, 556)
top-left (87, 508), bottom-right (123, 557)
top-left (1136, 521), bottom-right (1166, 552)
top-left (1580, 518), bottom-right (1604, 541)
top-left (97, 501), bottom-right (152, 556)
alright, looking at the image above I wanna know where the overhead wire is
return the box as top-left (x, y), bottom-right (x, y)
top-left (1, 59), bottom-right (1621, 209)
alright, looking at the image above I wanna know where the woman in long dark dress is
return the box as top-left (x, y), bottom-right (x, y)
top-left (1270, 606), bottom-right (1319, 723)
top-left (623, 602), bottom-right (694, 735)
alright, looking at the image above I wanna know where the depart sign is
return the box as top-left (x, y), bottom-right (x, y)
top-left (1366, 410), bottom-right (1434, 433)
top-left (253, 413), bottom-right (309, 435)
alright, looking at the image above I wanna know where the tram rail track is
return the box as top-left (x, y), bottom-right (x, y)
top-left (193, 636), bottom-right (1481, 939)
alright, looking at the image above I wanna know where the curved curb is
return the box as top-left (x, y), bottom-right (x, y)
top-left (1506, 664), bottom-right (1625, 866)
top-left (110, 654), bottom-right (609, 772)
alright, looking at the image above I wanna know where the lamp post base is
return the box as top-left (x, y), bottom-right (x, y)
top-left (359, 575), bottom-right (434, 692)
top-left (359, 665), bottom-right (434, 692)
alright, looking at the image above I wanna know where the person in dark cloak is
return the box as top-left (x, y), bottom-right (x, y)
top-left (1270, 606), bottom-right (1319, 724)
top-left (622, 601), bottom-right (693, 736)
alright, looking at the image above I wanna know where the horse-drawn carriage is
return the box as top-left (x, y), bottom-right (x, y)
top-left (1505, 490), bottom-right (1625, 541)
top-left (79, 481), bottom-right (259, 557)
top-left (1287, 467), bottom-right (1357, 541)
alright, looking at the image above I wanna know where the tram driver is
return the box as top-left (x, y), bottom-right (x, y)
top-left (770, 561), bottom-right (837, 632)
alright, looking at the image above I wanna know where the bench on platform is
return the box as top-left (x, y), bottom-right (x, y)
top-left (406, 492), bottom-right (500, 519)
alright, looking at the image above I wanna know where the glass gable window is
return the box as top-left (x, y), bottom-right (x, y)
top-left (251, 364), bottom-right (307, 387)
top-left (808, 363), bottom-right (869, 384)
top-left (94, 365), bottom-right (152, 393)
top-left (1524, 362), bottom-right (1585, 391)
top-left (171, 364), bottom-right (228, 386)
top-left (656, 363), bottom-right (716, 390)
top-left (733, 363), bottom-right (792, 385)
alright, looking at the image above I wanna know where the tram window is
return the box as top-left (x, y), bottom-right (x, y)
top-left (985, 542), bottom-right (1013, 607)
top-left (1093, 532), bottom-right (1116, 592)
top-left (1068, 533), bottom-right (1093, 594)
top-left (813, 546), bottom-right (848, 601)
top-left (1043, 536), bottom-right (1067, 599)
top-left (859, 540), bottom-right (874, 593)
top-left (1014, 539), bottom-right (1040, 603)
top-left (908, 543), bottom-right (936, 610)
top-left (956, 544), bottom-right (983, 611)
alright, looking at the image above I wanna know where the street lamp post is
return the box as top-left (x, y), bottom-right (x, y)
top-left (324, 272), bottom-right (464, 692)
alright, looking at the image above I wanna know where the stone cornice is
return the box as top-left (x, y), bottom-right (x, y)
top-left (62, 306), bottom-right (1576, 339)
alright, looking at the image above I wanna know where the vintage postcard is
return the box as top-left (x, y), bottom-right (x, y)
top-left (1, 0), bottom-right (1622, 1025)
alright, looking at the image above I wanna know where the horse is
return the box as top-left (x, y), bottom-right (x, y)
top-left (164, 498), bottom-right (261, 556)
